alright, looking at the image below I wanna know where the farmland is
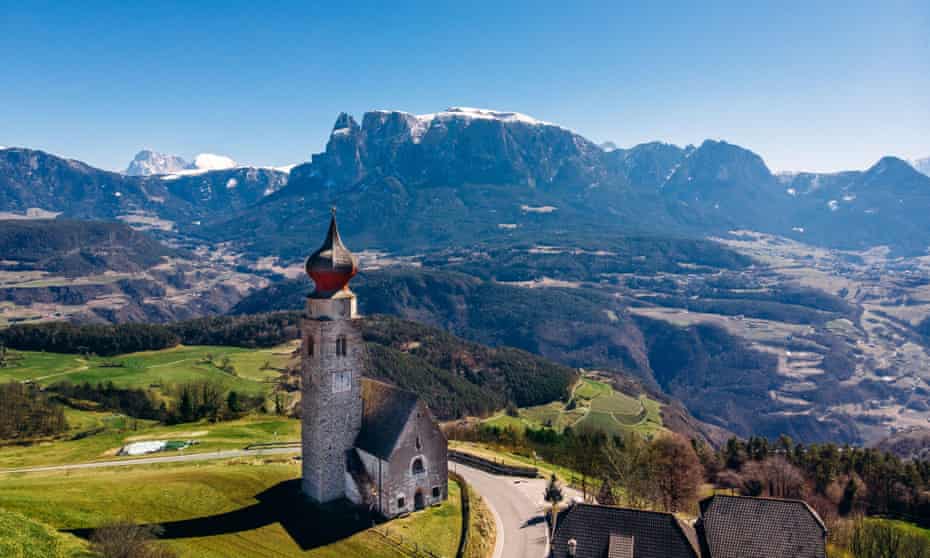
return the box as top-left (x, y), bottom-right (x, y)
top-left (484, 377), bottom-right (664, 437)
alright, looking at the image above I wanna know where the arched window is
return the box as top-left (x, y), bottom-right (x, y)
top-left (335, 336), bottom-right (347, 356)
top-left (412, 457), bottom-right (425, 475)
top-left (306, 336), bottom-right (314, 356)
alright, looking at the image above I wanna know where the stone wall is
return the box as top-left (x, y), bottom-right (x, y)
top-left (300, 294), bottom-right (364, 504)
top-left (379, 401), bottom-right (449, 517)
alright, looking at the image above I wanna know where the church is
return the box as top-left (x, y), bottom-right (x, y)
top-left (299, 211), bottom-right (448, 518)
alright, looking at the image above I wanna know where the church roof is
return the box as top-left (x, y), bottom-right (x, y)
top-left (305, 210), bottom-right (358, 297)
top-left (356, 378), bottom-right (420, 460)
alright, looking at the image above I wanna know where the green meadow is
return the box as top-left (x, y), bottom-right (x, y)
top-left (0, 343), bottom-right (297, 395)
top-left (483, 377), bottom-right (664, 438)
top-left (0, 460), bottom-right (462, 558)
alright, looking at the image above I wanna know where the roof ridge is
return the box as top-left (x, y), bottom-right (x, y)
top-left (362, 377), bottom-right (419, 398)
top-left (572, 502), bottom-right (681, 519)
top-left (701, 493), bottom-right (828, 534)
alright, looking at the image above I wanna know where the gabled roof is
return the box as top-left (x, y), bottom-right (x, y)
top-left (698, 495), bottom-right (827, 558)
top-left (550, 503), bottom-right (700, 558)
top-left (356, 378), bottom-right (420, 460)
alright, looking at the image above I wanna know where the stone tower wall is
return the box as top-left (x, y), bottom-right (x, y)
top-left (300, 291), bottom-right (364, 504)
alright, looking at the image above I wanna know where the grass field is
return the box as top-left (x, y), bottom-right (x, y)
top-left (0, 509), bottom-right (92, 557)
top-left (0, 414), bottom-right (300, 470)
top-left (0, 460), bottom-right (462, 558)
top-left (0, 343), bottom-right (297, 396)
top-left (483, 377), bottom-right (664, 438)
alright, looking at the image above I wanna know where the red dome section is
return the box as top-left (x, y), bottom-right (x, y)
top-left (305, 211), bottom-right (358, 297)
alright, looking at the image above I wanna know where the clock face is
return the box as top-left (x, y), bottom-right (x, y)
top-left (332, 370), bottom-right (352, 393)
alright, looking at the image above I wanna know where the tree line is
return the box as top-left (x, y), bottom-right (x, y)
top-left (446, 422), bottom-right (930, 532)
top-left (0, 313), bottom-right (303, 357)
top-left (0, 382), bottom-right (67, 440)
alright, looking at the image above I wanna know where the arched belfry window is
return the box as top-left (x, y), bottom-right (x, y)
top-left (306, 336), bottom-right (314, 357)
top-left (412, 457), bottom-right (425, 475)
top-left (336, 336), bottom-right (347, 357)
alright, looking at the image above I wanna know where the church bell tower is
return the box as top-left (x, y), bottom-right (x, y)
top-left (300, 209), bottom-right (364, 504)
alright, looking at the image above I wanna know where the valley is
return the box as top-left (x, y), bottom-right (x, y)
top-left (3, 106), bottom-right (930, 452)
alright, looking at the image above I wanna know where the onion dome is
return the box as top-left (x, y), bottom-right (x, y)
top-left (305, 209), bottom-right (358, 297)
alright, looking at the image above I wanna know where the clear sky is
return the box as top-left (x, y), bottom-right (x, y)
top-left (1, 0), bottom-right (927, 173)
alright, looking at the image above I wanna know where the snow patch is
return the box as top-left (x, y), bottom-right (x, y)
top-left (0, 208), bottom-right (61, 220)
top-left (194, 153), bottom-right (236, 171)
top-left (827, 200), bottom-right (839, 211)
top-left (226, 178), bottom-right (238, 189)
top-left (498, 223), bottom-right (518, 230)
top-left (792, 227), bottom-right (805, 233)
top-left (520, 204), bottom-right (558, 214)
top-left (786, 188), bottom-right (797, 196)
top-left (373, 107), bottom-right (562, 144)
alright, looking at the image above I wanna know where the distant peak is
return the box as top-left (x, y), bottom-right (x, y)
top-left (124, 149), bottom-right (190, 176)
top-left (867, 156), bottom-right (921, 177)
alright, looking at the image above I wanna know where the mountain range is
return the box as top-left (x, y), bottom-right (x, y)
top-left (7, 108), bottom-right (929, 259)
top-left (2, 110), bottom-right (930, 446)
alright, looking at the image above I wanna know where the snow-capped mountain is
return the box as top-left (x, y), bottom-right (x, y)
top-left (124, 150), bottom-right (191, 176)
top-left (124, 150), bottom-right (238, 177)
top-left (911, 157), bottom-right (930, 177)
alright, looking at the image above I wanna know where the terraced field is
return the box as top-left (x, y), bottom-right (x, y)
top-left (484, 377), bottom-right (664, 437)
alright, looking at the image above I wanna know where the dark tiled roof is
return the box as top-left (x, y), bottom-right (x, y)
top-left (356, 378), bottom-right (419, 459)
top-left (551, 503), bottom-right (700, 558)
top-left (698, 495), bottom-right (827, 558)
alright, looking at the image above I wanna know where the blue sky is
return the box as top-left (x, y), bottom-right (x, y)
top-left (1, 0), bottom-right (927, 173)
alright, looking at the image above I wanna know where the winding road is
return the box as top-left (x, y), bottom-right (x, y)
top-left (1, 449), bottom-right (577, 558)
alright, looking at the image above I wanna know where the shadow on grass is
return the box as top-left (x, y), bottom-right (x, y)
top-left (66, 480), bottom-right (374, 551)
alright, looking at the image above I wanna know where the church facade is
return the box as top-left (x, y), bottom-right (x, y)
top-left (300, 212), bottom-right (448, 517)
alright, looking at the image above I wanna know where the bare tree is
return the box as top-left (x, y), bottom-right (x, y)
top-left (741, 456), bottom-right (806, 499)
top-left (650, 434), bottom-right (703, 513)
top-left (602, 433), bottom-right (657, 509)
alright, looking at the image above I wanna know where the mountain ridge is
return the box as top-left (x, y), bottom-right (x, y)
top-left (3, 109), bottom-right (930, 256)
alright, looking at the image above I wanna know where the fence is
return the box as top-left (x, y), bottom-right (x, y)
top-left (449, 471), bottom-right (470, 558)
top-left (449, 449), bottom-right (539, 478)
top-left (372, 524), bottom-right (445, 558)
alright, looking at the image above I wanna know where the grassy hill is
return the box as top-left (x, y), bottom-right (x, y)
top-left (484, 377), bottom-right (664, 438)
top-left (0, 508), bottom-right (92, 557)
top-left (0, 460), bottom-right (461, 558)
top-left (1, 312), bottom-right (579, 421)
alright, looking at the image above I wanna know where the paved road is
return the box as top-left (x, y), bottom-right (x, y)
top-left (2, 450), bottom-right (578, 558)
top-left (0, 447), bottom-right (301, 474)
top-left (453, 463), bottom-right (581, 558)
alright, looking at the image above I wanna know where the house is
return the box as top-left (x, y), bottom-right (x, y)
top-left (696, 494), bottom-right (827, 558)
top-left (550, 503), bottom-right (701, 558)
top-left (299, 210), bottom-right (448, 518)
top-left (551, 494), bottom-right (826, 558)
